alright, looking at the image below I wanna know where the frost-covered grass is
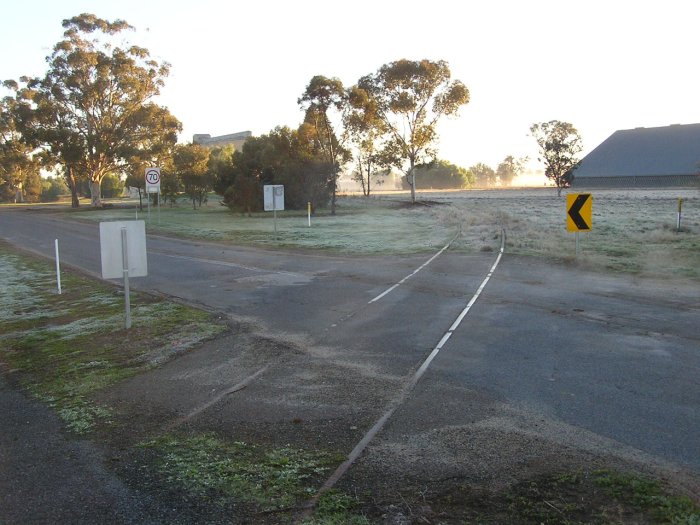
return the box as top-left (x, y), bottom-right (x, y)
top-left (66, 194), bottom-right (457, 254)
top-left (139, 433), bottom-right (347, 513)
top-left (432, 188), bottom-right (700, 279)
top-left (53, 187), bottom-right (700, 279)
top-left (0, 242), bottom-right (227, 433)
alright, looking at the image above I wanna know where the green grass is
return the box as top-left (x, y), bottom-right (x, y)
top-left (139, 431), bottom-right (367, 521)
top-left (494, 469), bottom-right (700, 524)
top-left (0, 242), bottom-right (227, 433)
top-left (594, 470), bottom-right (700, 524)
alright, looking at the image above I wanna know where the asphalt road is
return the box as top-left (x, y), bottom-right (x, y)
top-left (1, 208), bottom-right (699, 475)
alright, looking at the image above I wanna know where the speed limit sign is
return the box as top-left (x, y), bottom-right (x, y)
top-left (145, 167), bottom-right (161, 193)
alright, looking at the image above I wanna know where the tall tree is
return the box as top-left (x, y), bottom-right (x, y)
top-left (530, 120), bottom-right (583, 196)
top-left (298, 75), bottom-right (349, 215)
top-left (173, 143), bottom-right (211, 209)
top-left (344, 85), bottom-right (388, 197)
top-left (209, 145), bottom-right (237, 196)
top-left (359, 59), bottom-right (469, 203)
top-left (0, 93), bottom-right (41, 202)
top-left (496, 155), bottom-right (528, 186)
top-left (8, 14), bottom-right (180, 207)
top-left (470, 162), bottom-right (497, 187)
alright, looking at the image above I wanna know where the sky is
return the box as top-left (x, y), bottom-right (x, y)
top-left (2, 0), bottom-right (699, 185)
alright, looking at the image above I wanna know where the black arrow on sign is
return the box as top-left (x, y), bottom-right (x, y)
top-left (568, 194), bottom-right (591, 230)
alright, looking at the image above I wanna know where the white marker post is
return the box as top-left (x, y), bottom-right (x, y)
top-left (54, 239), bottom-right (62, 295)
top-left (677, 198), bottom-right (683, 232)
top-left (308, 201), bottom-right (311, 227)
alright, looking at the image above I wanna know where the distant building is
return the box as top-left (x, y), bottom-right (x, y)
top-left (573, 123), bottom-right (700, 187)
top-left (193, 131), bottom-right (252, 151)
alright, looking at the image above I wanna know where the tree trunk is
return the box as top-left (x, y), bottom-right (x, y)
top-left (90, 180), bottom-right (102, 207)
top-left (358, 159), bottom-right (367, 197)
top-left (410, 164), bottom-right (417, 204)
top-left (366, 158), bottom-right (371, 197)
top-left (64, 165), bottom-right (80, 208)
top-left (330, 166), bottom-right (337, 215)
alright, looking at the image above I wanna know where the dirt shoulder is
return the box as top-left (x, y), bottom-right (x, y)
top-left (4, 317), bottom-right (699, 524)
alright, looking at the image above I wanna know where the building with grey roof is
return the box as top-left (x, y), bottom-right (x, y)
top-left (573, 123), bottom-right (700, 187)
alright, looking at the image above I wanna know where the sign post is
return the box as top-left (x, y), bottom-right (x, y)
top-left (145, 168), bottom-right (161, 222)
top-left (54, 239), bottom-right (62, 295)
top-left (121, 227), bottom-right (132, 328)
top-left (263, 185), bottom-right (285, 235)
top-left (566, 193), bottom-right (592, 255)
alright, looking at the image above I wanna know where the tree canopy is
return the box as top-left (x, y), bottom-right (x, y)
top-left (496, 155), bottom-right (528, 187)
top-left (470, 162), bottom-right (497, 187)
top-left (0, 93), bottom-right (41, 202)
top-left (411, 159), bottom-right (473, 190)
top-left (530, 120), bottom-right (583, 195)
top-left (358, 59), bottom-right (470, 203)
top-left (298, 75), bottom-right (350, 214)
top-left (218, 126), bottom-right (333, 214)
top-left (6, 13), bottom-right (180, 207)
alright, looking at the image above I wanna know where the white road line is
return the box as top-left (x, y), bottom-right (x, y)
top-left (154, 251), bottom-right (301, 276)
top-left (368, 236), bottom-right (457, 304)
top-left (301, 230), bottom-right (506, 519)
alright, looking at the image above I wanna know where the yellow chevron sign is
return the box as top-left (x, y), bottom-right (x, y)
top-left (567, 193), bottom-right (592, 232)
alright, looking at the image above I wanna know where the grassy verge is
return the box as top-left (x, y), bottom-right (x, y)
top-left (137, 432), bottom-right (368, 523)
top-left (421, 469), bottom-right (700, 524)
top-left (0, 241), bottom-right (368, 523)
top-left (0, 241), bottom-right (226, 433)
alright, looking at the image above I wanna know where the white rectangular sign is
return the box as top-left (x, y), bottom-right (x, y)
top-left (145, 167), bottom-right (161, 194)
top-left (263, 185), bottom-right (284, 211)
top-left (99, 221), bottom-right (148, 279)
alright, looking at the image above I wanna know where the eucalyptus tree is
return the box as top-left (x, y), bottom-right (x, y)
top-left (173, 143), bottom-right (212, 209)
top-left (0, 93), bottom-right (41, 202)
top-left (359, 59), bottom-right (470, 203)
top-left (413, 159), bottom-right (473, 189)
top-left (496, 155), bottom-right (528, 186)
top-left (7, 14), bottom-right (180, 207)
top-left (530, 120), bottom-right (583, 196)
top-left (298, 75), bottom-right (350, 215)
top-left (343, 85), bottom-right (388, 196)
top-left (470, 162), bottom-right (497, 187)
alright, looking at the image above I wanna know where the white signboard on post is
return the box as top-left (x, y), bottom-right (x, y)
top-left (145, 167), bottom-right (161, 194)
top-left (100, 220), bottom-right (147, 329)
top-left (263, 185), bottom-right (285, 211)
top-left (100, 221), bottom-right (148, 279)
